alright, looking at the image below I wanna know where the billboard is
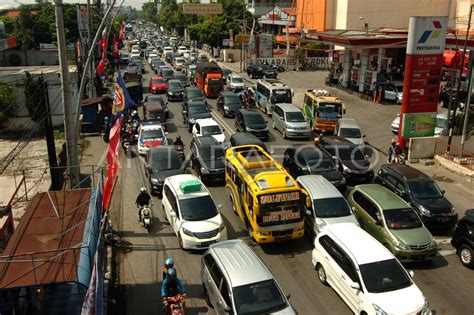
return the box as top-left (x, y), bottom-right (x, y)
top-left (182, 3), bottom-right (223, 15)
top-left (399, 16), bottom-right (447, 146)
top-left (76, 5), bottom-right (90, 44)
top-left (401, 112), bottom-right (436, 138)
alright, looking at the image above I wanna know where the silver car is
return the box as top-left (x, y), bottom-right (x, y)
top-left (201, 240), bottom-right (296, 315)
top-left (271, 103), bottom-right (311, 139)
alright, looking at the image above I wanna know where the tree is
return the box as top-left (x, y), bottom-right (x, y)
top-left (24, 72), bottom-right (46, 122)
top-left (0, 16), bottom-right (15, 38)
top-left (142, 2), bottom-right (158, 23)
top-left (0, 81), bottom-right (16, 127)
top-left (15, 5), bottom-right (36, 49)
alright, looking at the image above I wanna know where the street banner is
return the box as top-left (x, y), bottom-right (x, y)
top-left (118, 23), bottom-right (124, 44)
top-left (399, 16), bottom-right (447, 145)
top-left (112, 72), bottom-right (135, 117)
top-left (76, 5), bottom-right (90, 45)
top-left (182, 3), bottom-right (223, 15)
top-left (402, 112), bottom-right (437, 137)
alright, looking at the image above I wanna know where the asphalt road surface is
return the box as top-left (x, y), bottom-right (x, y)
top-left (107, 49), bottom-right (474, 315)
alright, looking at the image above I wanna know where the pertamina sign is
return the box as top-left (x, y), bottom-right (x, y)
top-left (399, 16), bottom-right (447, 147)
top-left (182, 3), bottom-right (223, 15)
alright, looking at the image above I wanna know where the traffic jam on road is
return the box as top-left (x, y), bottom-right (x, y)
top-left (110, 20), bottom-right (474, 315)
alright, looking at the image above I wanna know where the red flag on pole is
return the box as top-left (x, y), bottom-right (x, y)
top-left (113, 37), bottom-right (119, 59)
top-left (118, 23), bottom-right (124, 43)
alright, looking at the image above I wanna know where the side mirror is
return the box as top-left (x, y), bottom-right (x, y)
top-left (409, 270), bottom-right (415, 278)
top-left (305, 209), bottom-right (312, 216)
top-left (265, 121), bottom-right (268, 124)
top-left (217, 203), bottom-right (223, 210)
top-left (222, 129), bottom-right (225, 132)
top-left (351, 206), bottom-right (356, 213)
top-left (183, 110), bottom-right (187, 114)
top-left (291, 88), bottom-right (294, 97)
top-left (343, 109), bottom-right (347, 114)
top-left (223, 306), bottom-right (231, 313)
top-left (165, 132), bottom-right (169, 135)
top-left (363, 134), bottom-right (366, 138)
top-left (350, 282), bottom-right (360, 290)
top-left (286, 293), bottom-right (291, 300)
top-left (441, 189), bottom-right (446, 195)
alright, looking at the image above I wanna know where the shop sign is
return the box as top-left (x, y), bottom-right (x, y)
top-left (262, 210), bottom-right (300, 223)
top-left (259, 191), bottom-right (300, 204)
top-left (182, 3), bottom-right (223, 15)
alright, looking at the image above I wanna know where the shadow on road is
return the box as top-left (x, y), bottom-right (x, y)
top-left (260, 237), bottom-right (313, 257)
top-left (403, 254), bottom-right (449, 270)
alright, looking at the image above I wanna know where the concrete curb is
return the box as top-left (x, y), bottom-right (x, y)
top-left (434, 155), bottom-right (474, 177)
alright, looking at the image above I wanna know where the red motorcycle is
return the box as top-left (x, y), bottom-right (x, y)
top-left (165, 294), bottom-right (186, 315)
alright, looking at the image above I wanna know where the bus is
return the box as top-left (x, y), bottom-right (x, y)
top-left (225, 145), bottom-right (307, 243)
top-left (303, 89), bottom-right (345, 134)
top-left (255, 79), bottom-right (293, 115)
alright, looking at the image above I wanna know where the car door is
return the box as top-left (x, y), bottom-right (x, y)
top-left (217, 95), bottom-right (223, 111)
top-left (384, 84), bottom-right (395, 101)
top-left (170, 194), bottom-right (181, 235)
top-left (235, 113), bottom-right (243, 131)
top-left (282, 148), bottom-right (295, 174)
top-left (296, 153), bottom-right (308, 177)
top-left (202, 254), bottom-right (221, 310)
top-left (304, 198), bottom-right (317, 238)
top-left (337, 253), bottom-right (363, 312)
top-left (163, 184), bottom-right (173, 224)
top-left (318, 236), bottom-right (348, 299)
top-left (357, 194), bottom-right (385, 243)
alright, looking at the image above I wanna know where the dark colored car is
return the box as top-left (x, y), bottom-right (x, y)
top-left (166, 79), bottom-right (184, 101)
top-left (139, 40), bottom-right (148, 49)
top-left (145, 146), bottom-right (186, 197)
top-left (225, 132), bottom-right (269, 153)
top-left (451, 209), bottom-right (474, 268)
top-left (217, 91), bottom-right (242, 118)
top-left (374, 164), bottom-right (458, 233)
top-left (183, 101), bottom-right (212, 132)
top-left (144, 95), bottom-right (169, 118)
top-left (320, 136), bottom-right (374, 184)
top-left (283, 145), bottom-right (346, 191)
top-left (190, 136), bottom-right (225, 184)
top-left (119, 55), bottom-right (130, 64)
top-left (153, 59), bottom-right (166, 74)
top-left (173, 73), bottom-right (188, 86)
top-left (183, 86), bottom-right (206, 104)
top-left (235, 109), bottom-right (269, 141)
top-left (246, 63), bottom-right (277, 79)
top-left (160, 67), bottom-right (174, 81)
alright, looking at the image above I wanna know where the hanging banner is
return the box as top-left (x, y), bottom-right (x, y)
top-left (399, 16), bottom-right (447, 145)
top-left (76, 5), bottom-right (90, 45)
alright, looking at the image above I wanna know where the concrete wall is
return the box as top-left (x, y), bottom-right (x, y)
top-left (332, 0), bottom-right (453, 30)
top-left (1, 49), bottom-right (76, 67)
top-left (408, 137), bottom-right (437, 161)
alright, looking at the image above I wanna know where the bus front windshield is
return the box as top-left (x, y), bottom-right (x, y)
top-left (257, 191), bottom-right (303, 227)
top-left (271, 89), bottom-right (292, 104)
top-left (317, 103), bottom-right (342, 119)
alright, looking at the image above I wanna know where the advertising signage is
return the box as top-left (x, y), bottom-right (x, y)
top-left (399, 16), bottom-right (447, 147)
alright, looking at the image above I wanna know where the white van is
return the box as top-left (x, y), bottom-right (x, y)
top-left (312, 223), bottom-right (430, 315)
top-left (335, 118), bottom-right (365, 145)
top-left (297, 175), bottom-right (357, 239)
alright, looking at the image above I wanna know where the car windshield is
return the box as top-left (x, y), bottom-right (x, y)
top-left (152, 79), bottom-right (166, 84)
top-left (162, 69), bottom-right (173, 76)
top-left (312, 197), bottom-right (351, 218)
top-left (189, 105), bottom-right (209, 115)
top-left (286, 111), bottom-right (305, 122)
top-left (201, 125), bottom-right (222, 136)
top-left (407, 180), bottom-right (443, 199)
top-left (200, 147), bottom-right (225, 161)
top-left (209, 79), bottom-right (223, 86)
top-left (271, 90), bottom-right (291, 103)
top-left (308, 158), bottom-right (336, 172)
top-left (436, 117), bottom-right (447, 128)
top-left (317, 103), bottom-right (341, 119)
top-left (151, 154), bottom-right (182, 171)
top-left (187, 90), bottom-right (205, 99)
top-left (336, 147), bottom-right (365, 161)
top-left (395, 85), bottom-right (403, 92)
top-left (168, 82), bottom-right (182, 89)
top-left (359, 259), bottom-right (412, 293)
top-left (232, 77), bottom-right (244, 83)
top-left (148, 112), bottom-right (164, 120)
top-left (141, 128), bottom-right (164, 139)
top-left (383, 208), bottom-right (423, 229)
top-left (234, 279), bottom-right (287, 315)
top-left (340, 127), bottom-right (361, 138)
top-left (178, 195), bottom-right (218, 221)
top-left (245, 114), bottom-right (265, 124)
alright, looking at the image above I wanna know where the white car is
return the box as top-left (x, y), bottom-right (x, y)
top-left (177, 45), bottom-right (187, 55)
top-left (162, 46), bottom-right (173, 57)
top-left (173, 57), bottom-right (185, 71)
top-left (147, 53), bottom-right (158, 64)
top-left (192, 118), bottom-right (225, 143)
top-left (137, 122), bottom-right (168, 155)
top-left (162, 174), bottom-right (227, 250)
top-left (312, 223), bottom-right (430, 315)
top-left (130, 52), bottom-right (141, 60)
top-left (336, 118), bottom-right (365, 145)
top-left (226, 73), bottom-right (245, 92)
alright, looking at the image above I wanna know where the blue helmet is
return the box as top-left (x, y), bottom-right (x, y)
top-left (165, 258), bottom-right (174, 268)
top-left (167, 267), bottom-right (177, 279)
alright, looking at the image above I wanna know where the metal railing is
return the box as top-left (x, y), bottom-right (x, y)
top-left (434, 138), bottom-right (474, 170)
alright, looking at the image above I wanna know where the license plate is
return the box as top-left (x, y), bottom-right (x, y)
top-left (199, 241), bottom-right (215, 247)
top-left (439, 217), bottom-right (450, 222)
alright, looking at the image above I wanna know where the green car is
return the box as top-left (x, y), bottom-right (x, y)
top-left (348, 184), bottom-right (437, 263)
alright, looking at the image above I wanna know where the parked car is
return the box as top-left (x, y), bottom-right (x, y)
top-left (297, 175), bottom-right (357, 240)
top-left (235, 109), bottom-right (269, 141)
top-left (162, 174), bottom-right (227, 250)
top-left (149, 76), bottom-right (167, 94)
top-left (226, 73), bottom-right (245, 92)
top-left (283, 145), bottom-right (346, 191)
top-left (312, 223), bottom-right (431, 315)
top-left (320, 136), bottom-right (374, 183)
top-left (166, 79), bottom-right (184, 101)
top-left (246, 63), bottom-right (277, 79)
top-left (190, 136), bottom-right (226, 183)
top-left (216, 91), bottom-right (242, 118)
top-left (348, 184), bottom-right (438, 263)
top-left (225, 132), bottom-right (270, 153)
top-left (383, 81), bottom-right (404, 104)
top-left (271, 103), bottom-right (311, 139)
top-left (335, 118), bottom-right (365, 145)
top-left (145, 146), bottom-right (186, 197)
top-left (183, 101), bottom-right (212, 132)
top-left (374, 164), bottom-right (458, 233)
top-left (202, 239), bottom-right (296, 315)
top-left (451, 209), bottom-right (474, 268)
top-left (192, 118), bottom-right (225, 143)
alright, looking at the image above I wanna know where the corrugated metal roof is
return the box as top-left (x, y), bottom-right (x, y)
top-left (0, 189), bottom-right (92, 289)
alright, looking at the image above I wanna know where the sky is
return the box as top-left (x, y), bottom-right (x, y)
top-left (0, 0), bottom-right (146, 11)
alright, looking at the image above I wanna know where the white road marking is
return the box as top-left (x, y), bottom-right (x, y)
top-left (435, 237), bottom-right (452, 245)
top-left (438, 249), bottom-right (457, 257)
top-left (211, 111), bottom-right (235, 135)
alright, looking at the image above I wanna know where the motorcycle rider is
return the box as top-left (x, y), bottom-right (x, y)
top-left (174, 136), bottom-right (184, 147)
top-left (135, 187), bottom-right (151, 222)
top-left (388, 140), bottom-right (403, 163)
top-left (162, 268), bottom-right (186, 310)
top-left (162, 257), bottom-right (174, 280)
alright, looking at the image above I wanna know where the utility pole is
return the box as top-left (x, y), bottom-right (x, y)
top-left (461, 52), bottom-right (474, 154)
top-left (42, 81), bottom-right (62, 190)
top-left (55, 0), bottom-right (80, 188)
top-left (87, 0), bottom-right (95, 98)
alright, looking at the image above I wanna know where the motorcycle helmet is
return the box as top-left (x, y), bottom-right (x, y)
top-left (104, 117), bottom-right (110, 122)
top-left (167, 267), bottom-right (177, 279)
top-left (140, 187), bottom-right (147, 193)
top-left (132, 110), bottom-right (138, 116)
top-left (165, 258), bottom-right (174, 268)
